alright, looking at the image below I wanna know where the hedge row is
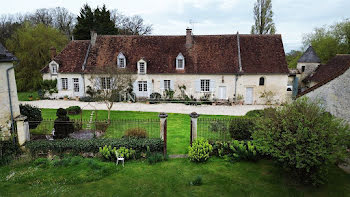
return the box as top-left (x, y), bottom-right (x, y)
top-left (0, 140), bottom-right (21, 165)
top-left (25, 137), bottom-right (163, 155)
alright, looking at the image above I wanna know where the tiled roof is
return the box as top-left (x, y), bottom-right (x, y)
top-left (0, 43), bottom-right (18, 62)
top-left (298, 54), bottom-right (350, 97)
top-left (42, 34), bottom-right (289, 74)
top-left (298, 46), bottom-right (321, 63)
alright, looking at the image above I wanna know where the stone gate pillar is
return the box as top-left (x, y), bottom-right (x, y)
top-left (159, 112), bottom-right (168, 155)
top-left (189, 112), bottom-right (200, 145)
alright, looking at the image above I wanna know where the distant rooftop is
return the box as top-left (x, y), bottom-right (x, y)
top-left (0, 43), bottom-right (18, 62)
top-left (298, 46), bottom-right (321, 63)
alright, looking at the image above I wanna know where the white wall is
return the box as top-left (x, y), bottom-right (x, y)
top-left (45, 73), bottom-right (85, 98)
top-left (0, 62), bottom-right (20, 137)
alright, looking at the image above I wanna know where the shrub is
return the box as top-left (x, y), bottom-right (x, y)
top-left (228, 118), bottom-right (255, 140)
top-left (66, 106), bottom-right (82, 115)
top-left (0, 140), bottom-right (21, 165)
top-left (124, 128), bottom-right (148, 138)
top-left (95, 121), bottom-right (110, 133)
top-left (116, 147), bottom-right (136, 160)
top-left (26, 138), bottom-right (163, 156)
top-left (19, 104), bottom-right (42, 129)
top-left (229, 140), bottom-right (258, 162)
top-left (80, 96), bottom-right (95, 102)
top-left (190, 176), bottom-right (203, 186)
top-left (188, 138), bottom-right (213, 162)
top-left (150, 92), bottom-right (161, 103)
top-left (54, 108), bottom-right (74, 139)
top-left (245, 109), bottom-right (264, 117)
top-left (252, 98), bottom-right (350, 185)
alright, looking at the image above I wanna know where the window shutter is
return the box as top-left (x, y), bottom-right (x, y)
top-left (170, 80), bottom-right (174, 90)
top-left (160, 80), bottom-right (164, 91)
top-left (133, 81), bottom-right (138, 93)
top-left (148, 81), bottom-right (153, 97)
top-left (57, 78), bottom-right (62, 91)
top-left (195, 80), bottom-right (200, 92)
top-left (95, 78), bottom-right (101, 90)
top-left (68, 78), bottom-right (73, 90)
top-left (210, 80), bottom-right (216, 92)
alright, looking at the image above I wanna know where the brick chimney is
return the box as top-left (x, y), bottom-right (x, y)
top-left (90, 30), bottom-right (97, 46)
top-left (50, 47), bottom-right (57, 60)
top-left (186, 28), bottom-right (193, 49)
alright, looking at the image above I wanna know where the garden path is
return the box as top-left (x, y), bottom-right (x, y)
top-left (20, 100), bottom-right (268, 116)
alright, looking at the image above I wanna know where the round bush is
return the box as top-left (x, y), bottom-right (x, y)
top-left (188, 138), bottom-right (213, 162)
top-left (19, 104), bottom-right (42, 129)
top-left (228, 118), bottom-right (255, 140)
top-left (66, 106), bottom-right (82, 115)
top-left (252, 98), bottom-right (349, 185)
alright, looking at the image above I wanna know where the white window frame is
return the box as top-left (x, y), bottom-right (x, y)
top-left (176, 53), bottom-right (185, 69)
top-left (61, 78), bottom-right (68, 90)
top-left (101, 77), bottom-right (111, 90)
top-left (164, 80), bottom-right (171, 90)
top-left (138, 81), bottom-right (147, 92)
top-left (52, 64), bottom-right (57, 74)
top-left (117, 52), bottom-right (126, 68)
top-left (73, 78), bottom-right (79, 92)
top-left (138, 59), bottom-right (147, 74)
top-left (200, 79), bottom-right (210, 92)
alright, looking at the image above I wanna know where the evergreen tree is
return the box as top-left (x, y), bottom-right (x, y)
top-left (73, 4), bottom-right (118, 39)
top-left (73, 4), bottom-right (94, 40)
top-left (251, 0), bottom-right (276, 34)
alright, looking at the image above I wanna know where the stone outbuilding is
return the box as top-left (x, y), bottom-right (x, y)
top-left (298, 54), bottom-right (350, 123)
top-left (0, 43), bottom-right (29, 145)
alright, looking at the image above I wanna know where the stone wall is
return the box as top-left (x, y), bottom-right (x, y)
top-left (0, 62), bottom-right (20, 137)
top-left (302, 68), bottom-right (350, 122)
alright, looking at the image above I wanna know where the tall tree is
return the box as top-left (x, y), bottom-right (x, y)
top-left (73, 4), bottom-right (95, 40)
top-left (303, 19), bottom-right (350, 63)
top-left (73, 4), bottom-right (118, 40)
top-left (6, 23), bottom-right (68, 91)
top-left (251, 0), bottom-right (276, 34)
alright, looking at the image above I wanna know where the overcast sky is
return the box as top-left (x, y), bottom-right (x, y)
top-left (0, 0), bottom-right (349, 52)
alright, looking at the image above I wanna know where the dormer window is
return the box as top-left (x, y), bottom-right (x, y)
top-left (52, 64), bottom-right (57, 74)
top-left (117, 52), bottom-right (126, 68)
top-left (176, 53), bottom-right (185, 69)
top-left (138, 59), bottom-right (147, 74)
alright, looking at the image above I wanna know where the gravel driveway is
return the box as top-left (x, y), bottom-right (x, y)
top-left (20, 100), bottom-right (268, 116)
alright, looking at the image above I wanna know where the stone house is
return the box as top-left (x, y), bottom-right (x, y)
top-left (0, 43), bottom-right (28, 145)
top-left (298, 54), bottom-right (350, 122)
top-left (42, 29), bottom-right (290, 105)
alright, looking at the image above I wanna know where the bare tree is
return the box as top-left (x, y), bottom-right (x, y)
top-left (89, 65), bottom-right (135, 121)
top-left (52, 7), bottom-right (76, 38)
top-left (29, 8), bottom-right (54, 26)
top-left (110, 10), bottom-right (152, 35)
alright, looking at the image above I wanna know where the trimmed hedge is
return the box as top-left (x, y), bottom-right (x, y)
top-left (0, 140), bottom-right (21, 165)
top-left (66, 106), bottom-right (82, 115)
top-left (19, 104), bottom-right (42, 129)
top-left (25, 138), bottom-right (163, 156)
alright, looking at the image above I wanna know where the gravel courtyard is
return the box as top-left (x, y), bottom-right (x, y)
top-left (20, 100), bottom-right (269, 116)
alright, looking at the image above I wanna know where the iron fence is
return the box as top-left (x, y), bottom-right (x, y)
top-left (197, 117), bottom-right (253, 142)
top-left (29, 118), bottom-right (160, 139)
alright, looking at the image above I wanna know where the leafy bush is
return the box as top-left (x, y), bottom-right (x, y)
top-left (80, 96), bottom-right (96, 102)
top-left (164, 89), bottom-right (175, 100)
top-left (188, 138), bottom-right (213, 162)
top-left (0, 140), bottom-right (21, 165)
top-left (26, 138), bottom-right (163, 156)
top-left (54, 108), bottom-right (74, 139)
top-left (95, 121), bottom-right (110, 133)
top-left (116, 147), bottom-right (136, 160)
top-left (124, 128), bottom-right (148, 138)
top-left (228, 118), bottom-right (255, 140)
top-left (190, 176), bottom-right (203, 186)
top-left (40, 79), bottom-right (58, 96)
top-left (252, 98), bottom-right (350, 185)
top-left (66, 106), bottom-right (82, 115)
top-left (245, 109), bottom-right (264, 117)
top-left (150, 92), bottom-right (161, 103)
top-left (229, 140), bottom-right (258, 162)
top-left (147, 153), bottom-right (166, 164)
top-left (99, 145), bottom-right (114, 161)
top-left (19, 104), bottom-right (42, 129)
top-left (73, 121), bottom-right (82, 132)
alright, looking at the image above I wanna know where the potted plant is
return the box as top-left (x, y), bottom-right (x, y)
top-left (28, 95), bottom-right (33, 101)
top-left (75, 96), bottom-right (79, 101)
top-left (64, 95), bottom-right (69, 101)
top-left (236, 94), bottom-right (244, 105)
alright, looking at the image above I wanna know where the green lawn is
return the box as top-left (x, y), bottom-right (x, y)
top-left (17, 91), bottom-right (39, 101)
top-left (39, 109), bottom-right (235, 154)
top-left (0, 157), bottom-right (349, 197)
